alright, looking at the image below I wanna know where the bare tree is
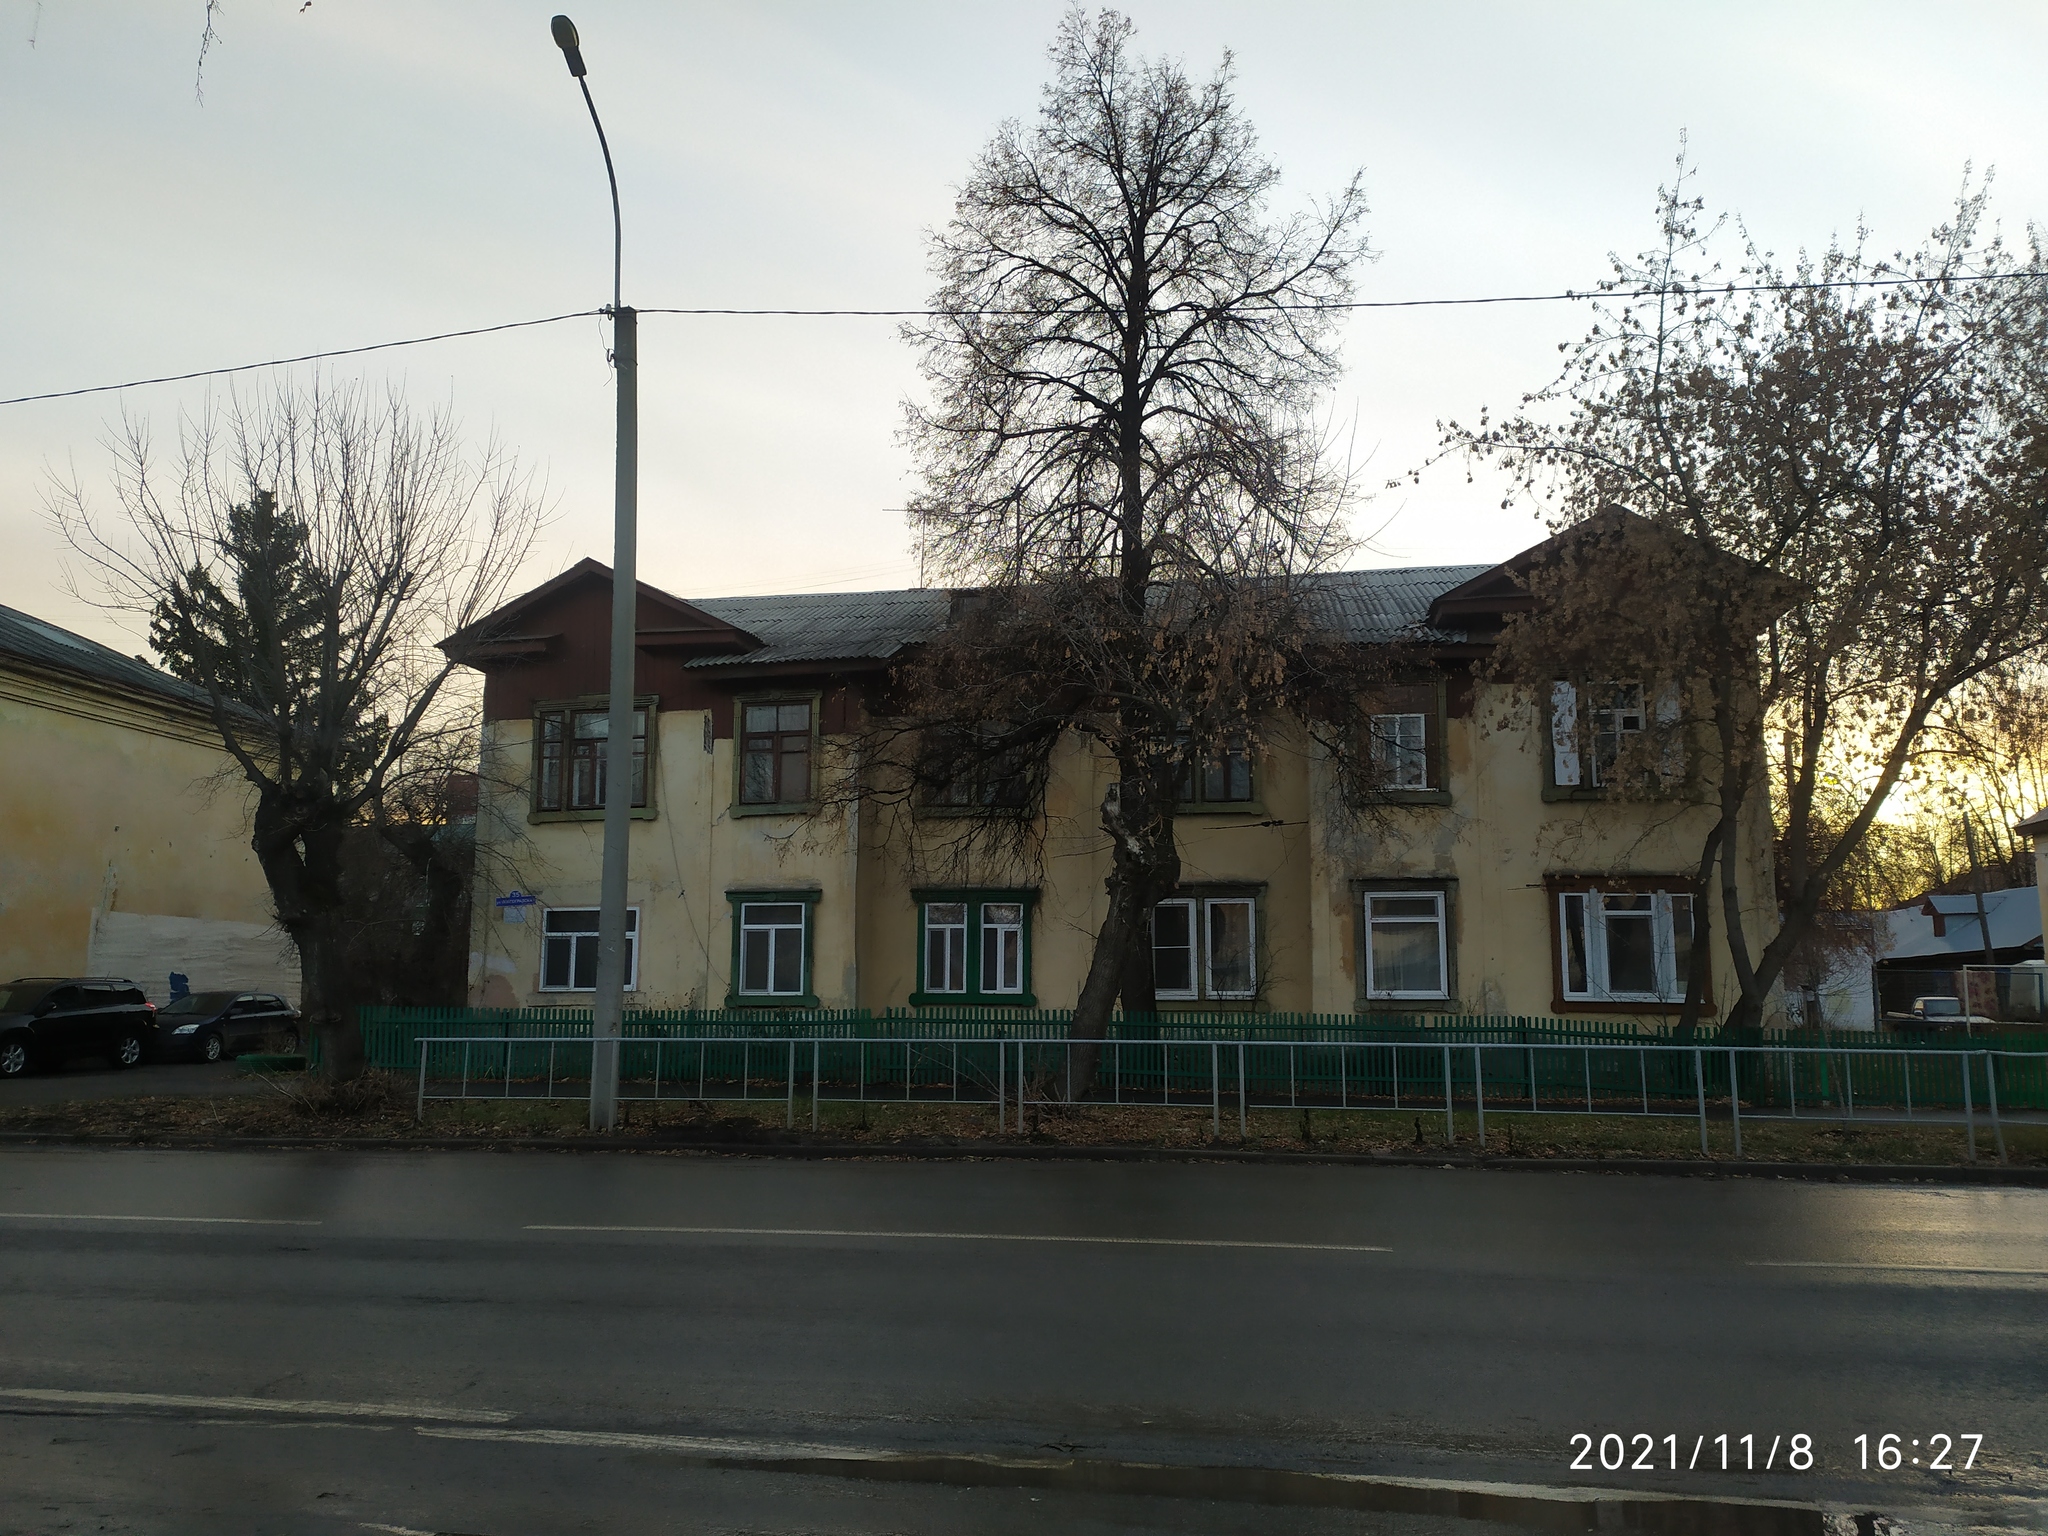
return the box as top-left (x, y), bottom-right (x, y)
top-left (52, 379), bottom-right (544, 1077)
top-left (1451, 162), bottom-right (2048, 1031)
top-left (897, 7), bottom-right (1373, 1043)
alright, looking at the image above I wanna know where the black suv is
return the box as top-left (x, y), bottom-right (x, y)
top-left (0, 978), bottom-right (156, 1077)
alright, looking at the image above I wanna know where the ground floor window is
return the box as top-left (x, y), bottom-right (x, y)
top-left (725, 890), bottom-right (823, 1007)
top-left (540, 907), bottom-right (638, 991)
top-left (1151, 893), bottom-right (1258, 1001)
top-left (1557, 886), bottom-right (1695, 1004)
top-left (911, 891), bottom-right (1036, 1005)
top-left (1363, 891), bottom-right (1447, 999)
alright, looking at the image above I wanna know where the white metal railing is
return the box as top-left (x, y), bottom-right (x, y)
top-left (412, 1036), bottom-right (2035, 1165)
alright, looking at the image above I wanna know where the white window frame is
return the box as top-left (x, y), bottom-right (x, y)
top-left (1558, 889), bottom-right (1693, 1003)
top-left (737, 901), bottom-right (808, 998)
top-left (1363, 891), bottom-right (1448, 1000)
top-left (980, 902), bottom-right (1025, 995)
top-left (1371, 711), bottom-right (1430, 790)
top-left (1151, 895), bottom-right (1258, 1001)
top-left (539, 906), bottom-right (639, 992)
top-left (923, 902), bottom-right (968, 994)
top-left (1151, 899), bottom-right (1199, 1000)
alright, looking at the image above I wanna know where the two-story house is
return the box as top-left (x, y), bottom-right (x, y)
top-left (448, 531), bottom-right (1777, 1024)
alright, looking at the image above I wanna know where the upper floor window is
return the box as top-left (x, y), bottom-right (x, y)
top-left (1551, 681), bottom-right (1675, 792)
top-left (1177, 734), bottom-right (1256, 808)
top-left (1370, 713), bottom-right (1430, 790)
top-left (536, 705), bottom-right (648, 813)
top-left (740, 700), bottom-right (813, 806)
top-left (1151, 894), bottom-right (1258, 1001)
top-left (925, 727), bottom-right (1035, 812)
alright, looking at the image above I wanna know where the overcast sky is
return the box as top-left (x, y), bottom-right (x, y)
top-left (4, 1), bottom-right (2044, 652)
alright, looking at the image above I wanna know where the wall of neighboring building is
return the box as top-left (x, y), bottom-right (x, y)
top-left (0, 662), bottom-right (292, 1002)
top-left (1307, 680), bottom-right (1780, 1026)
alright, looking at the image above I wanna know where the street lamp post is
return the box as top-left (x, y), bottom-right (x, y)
top-left (552, 15), bottom-right (635, 1130)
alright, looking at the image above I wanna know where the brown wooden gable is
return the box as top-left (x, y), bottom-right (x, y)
top-left (444, 559), bottom-right (772, 724)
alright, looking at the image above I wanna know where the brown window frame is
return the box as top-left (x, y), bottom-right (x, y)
top-left (530, 696), bottom-right (659, 824)
top-left (1544, 873), bottom-right (1711, 1016)
top-left (734, 694), bottom-right (821, 814)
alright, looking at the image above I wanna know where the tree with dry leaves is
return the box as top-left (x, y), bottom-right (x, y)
top-left (895, 7), bottom-right (1373, 1042)
top-left (52, 381), bottom-right (544, 1077)
top-left (1451, 166), bottom-right (2048, 1031)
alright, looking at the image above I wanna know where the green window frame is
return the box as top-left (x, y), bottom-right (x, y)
top-left (908, 889), bottom-right (1038, 1007)
top-left (732, 693), bottom-right (822, 816)
top-left (530, 695), bottom-right (660, 823)
top-left (723, 888), bottom-right (823, 1008)
top-left (1175, 731), bottom-right (1263, 814)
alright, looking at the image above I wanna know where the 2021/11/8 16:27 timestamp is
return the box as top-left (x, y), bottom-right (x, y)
top-left (1567, 1433), bottom-right (1986, 1473)
top-left (1856, 1434), bottom-right (1983, 1471)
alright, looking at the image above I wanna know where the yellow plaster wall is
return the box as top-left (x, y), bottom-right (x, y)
top-left (469, 688), bottom-right (1778, 1022)
top-left (1306, 682), bottom-right (1779, 1023)
top-left (470, 710), bottom-right (860, 1008)
top-left (0, 664), bottom-right (282, 999)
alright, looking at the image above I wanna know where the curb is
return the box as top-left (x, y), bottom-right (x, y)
top-left (0, 1128), bottom-right (2040, 1182)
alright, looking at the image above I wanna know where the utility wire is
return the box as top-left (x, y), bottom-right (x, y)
top-left (639, 269), bottom-right (2048, 318)
top-left (0, 310), bottom-right (601, 407)
top-left (6, 269), bottom-right (2044, 408)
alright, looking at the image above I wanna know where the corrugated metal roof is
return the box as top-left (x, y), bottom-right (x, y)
top-left (679, 566), bottom-right (1491, 669)
top-left (686, 589), bottom-right (953, 668)
top-left (1301, 565), bottom-right (1494, 643)
top-left (1880, 887), bottom-right (2043, 961)
top-left (0, 602), bottom-right (214, 713)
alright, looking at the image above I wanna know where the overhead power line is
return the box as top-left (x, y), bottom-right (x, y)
top-left (4, 270), bottom-right (2043, 409)
top-left (0, 310), bottom-right (602, 407)
top-left (637, 269), bottom-right (2047, 318)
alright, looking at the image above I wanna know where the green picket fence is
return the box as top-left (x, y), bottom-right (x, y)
top-left (361, 1005), bottom-right (2048, 1111)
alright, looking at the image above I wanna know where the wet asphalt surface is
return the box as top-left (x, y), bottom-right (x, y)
top-left (0, 1057), bottom-right (260, 1106)
top-left (0, 1149), bottom-right (2042, 1534)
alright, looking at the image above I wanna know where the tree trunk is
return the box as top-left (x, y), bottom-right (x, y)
top-left (298, 916), bottom-right (366, 1081)
top-left (1070, 762), bottom-right (1181, 1095)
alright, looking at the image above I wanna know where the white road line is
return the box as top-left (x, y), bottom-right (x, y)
top-left (0, 1388), bottom-right (512, 1424)
top-left (523, 1224), bottom-right (1389, 1252)
top-left (1749, 1260), bottom-right (2048, 1276)
top-left (0, 1212), bottom-right (320, 1226)
top-left (417, 1425), bottom-right (882, 1460)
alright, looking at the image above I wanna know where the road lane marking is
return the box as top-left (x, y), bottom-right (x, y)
top-left (1749, 1261), bottom-right (2048, 1276)
top-left (0, 1388), bottom-right (512, 1424)
top-left (418, 1425), bottom-right (882, 1459)
top-left (523, 1224), bottom-right (1389, 1252)
top-left (0, 1212), bottom-right (320, 1226)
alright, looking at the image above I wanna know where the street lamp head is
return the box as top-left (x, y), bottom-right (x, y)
top-left (551, 15), bottom-right (587, 78)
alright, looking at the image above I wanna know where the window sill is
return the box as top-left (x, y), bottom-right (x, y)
top-left (731, 800), bottom-right (817, 819)
top-left (537, 989), bottom-right (642, 996)
top-left (1551, 997), bottom-right (1706, 1015)
top-left (912, 805), bottom-right (1035, 821)
top-left (722, 992), bottom-right (822, 1010)
top-left (1368, 789), bottom-right (1452, 808)
top-left (1357, 997), bottom-right (1459, 1013)
top-left (529, 806), bottom-right (657, 824)
top-left (1150, 997), bottom-right (1263, 1010)
top-left (907, 991), bottom-right (1038, 1008)
top-left (1174, 802), bottom-right (1268, 818)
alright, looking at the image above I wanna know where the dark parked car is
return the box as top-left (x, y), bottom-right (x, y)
top-left (0, 977), bottom-right (156, 1077)
top-left (152, 991), bottom-right (301, 1063)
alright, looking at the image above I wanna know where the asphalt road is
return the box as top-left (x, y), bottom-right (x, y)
top-left (0, 1149), bottom-right (2043, 1535)
top-left (0, 1058), bottom-right (259, 1106)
